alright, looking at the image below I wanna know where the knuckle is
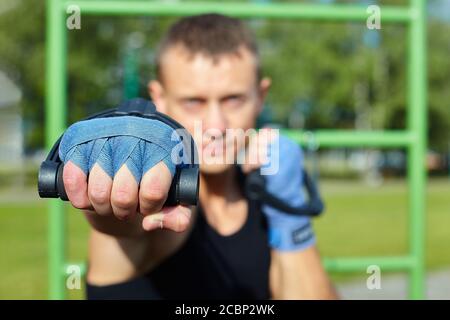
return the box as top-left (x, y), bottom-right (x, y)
top-left (111, 190), bottom-right (135, 209)
top-left (88, 184), bottom-right (110, 204)
top-left (63, 170), bottom-right (80, 191)
top-left (141, 182), bottom-right (167, 204)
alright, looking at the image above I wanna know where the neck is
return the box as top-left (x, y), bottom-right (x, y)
top-left (198, 166), bottom-right (249, 235)
top-left (199, 166), bottom-right (242, 209)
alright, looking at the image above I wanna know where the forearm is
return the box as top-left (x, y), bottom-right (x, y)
top-left (83, 210), bottom-right (151, 285)
top-left (85, 209), bottom-right (195, 285)
top-left (270, 246), bottom-right (339, 300)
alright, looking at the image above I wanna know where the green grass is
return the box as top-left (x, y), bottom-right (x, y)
top-left (314, 178), bottom-right (450, 283)
top-left (0, 178), bottom-right (449, 299)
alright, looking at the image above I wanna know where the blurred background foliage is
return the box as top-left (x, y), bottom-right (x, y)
top-left (0, 0), bottom-right (449, 152)
top-left (0, 0), bottom-right (449, 300)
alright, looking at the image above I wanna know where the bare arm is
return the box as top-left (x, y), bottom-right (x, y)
top-left (63, 160), bottom-right (193, 285)
top-left (269, 245), bottom-right (339, 300)
top-left (86, 222), bottom-right (191, 285)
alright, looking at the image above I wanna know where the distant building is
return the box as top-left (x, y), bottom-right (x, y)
top-left (0, 71), bottom-right (23, 166)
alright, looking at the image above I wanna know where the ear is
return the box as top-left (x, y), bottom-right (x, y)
top-left (147, 80), bottom-right (167, 113)
top-left (256, 77), bottom-right (272, 115)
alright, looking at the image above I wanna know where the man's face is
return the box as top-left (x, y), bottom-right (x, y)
top-left (149, 45), bottom-right (270, 174)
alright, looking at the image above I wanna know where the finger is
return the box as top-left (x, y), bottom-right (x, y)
top-left (63, 161), bottom-right (93, 210)
top-left (110, 164), bottom-right (139, 220)
top-left (87, 163), bottom-right (113, 216)
top-left (142, 205), bottom-right (192, 233)
top-left (139, 161), bottom-right (172, 216)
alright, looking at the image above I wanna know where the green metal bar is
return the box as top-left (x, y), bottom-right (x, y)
top-left (46, 0), bottom-right (427, 300)
top-left (324, 256), bottom-right (416, 272)
top-left (46, 0), bottom-right (67, 300)
top-left (407, 0), bottom-right (427, 300)
top-left (281, 130), bottom-right (414, 148)
top-left (63, 1), bottom-right (412, 23)
top-left (66, 256), bottom-right (416, 279)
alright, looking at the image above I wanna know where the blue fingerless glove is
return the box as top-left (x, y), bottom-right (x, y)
top-left (59, 116), bottom-right (184, 183)
top-left (261, 135), bottom-right (316, 251)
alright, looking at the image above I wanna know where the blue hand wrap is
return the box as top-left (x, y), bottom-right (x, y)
top-left (261, 135), bottom-right (316, 251)
top-left (59, 116), bottom-right (184, 183)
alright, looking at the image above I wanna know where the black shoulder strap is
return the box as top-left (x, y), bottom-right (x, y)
top-left (244, 168), bottom-right (325, 217)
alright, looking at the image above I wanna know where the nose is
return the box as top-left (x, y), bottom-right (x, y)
top-left (203, 102), bottom-right (227, 141)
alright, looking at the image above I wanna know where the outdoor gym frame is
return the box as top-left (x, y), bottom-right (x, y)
top-left (45, 0), bottom-right (427, 299)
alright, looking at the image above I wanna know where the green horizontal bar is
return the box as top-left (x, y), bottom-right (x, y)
top-left (64, 1), bottom-right (412, 23)
top-left (324, 256), bottom-right (416, 272)
top-left (66, 257), bottom-right (414, 279)
top-left (281, 130), bottom-right (415, 148)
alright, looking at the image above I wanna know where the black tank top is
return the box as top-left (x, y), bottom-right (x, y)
top-left (146, 171), bottom-right (272, 299)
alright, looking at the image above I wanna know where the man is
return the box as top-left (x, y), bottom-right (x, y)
top-left (62, 14), bottom-right (338, 299)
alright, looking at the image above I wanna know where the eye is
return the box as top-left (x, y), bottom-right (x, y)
top-left (181, 98), bottom-right (204, 110)
top-left (222, 95), bottom-right (246, 109)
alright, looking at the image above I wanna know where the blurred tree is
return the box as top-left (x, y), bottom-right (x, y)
top-left (259, 0), bottom-right (450, 153)
top-left (0, 1), bottom-right (176, 151)
top-left (0, 0), bottom-right (448, 153)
